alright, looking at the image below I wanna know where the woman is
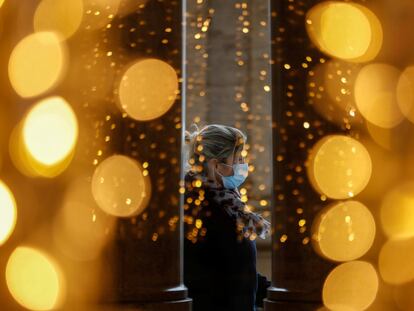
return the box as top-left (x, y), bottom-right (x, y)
top-left (183, 124), bottom-right (271, 311)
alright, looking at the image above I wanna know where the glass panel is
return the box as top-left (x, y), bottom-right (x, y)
top-left (184, 0), bottom-right (272, 275)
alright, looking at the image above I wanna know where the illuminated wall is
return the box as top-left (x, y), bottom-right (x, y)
top-left (185, 0), bottom-right (273, 238)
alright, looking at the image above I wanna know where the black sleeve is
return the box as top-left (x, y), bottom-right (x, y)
top-left (255, 272), bottom-right (271, 307)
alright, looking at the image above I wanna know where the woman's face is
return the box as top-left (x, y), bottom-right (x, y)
top-left (215, 147), bottom-right (245, 177)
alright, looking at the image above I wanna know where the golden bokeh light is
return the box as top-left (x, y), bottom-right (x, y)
top-left (91, 155), bottom-right (151, 217)
top-left (354, 63), bottom-right (404, 128)
top-left (307, 63), bottom-right (341, 124)
top-left (0, 180), bottom-right (17, 245)
top-left (312, 201), bottom-right (375, 262)
top-left (0, 0), bottom-right (4, 8)
top-left (117, 0), bottom-right (148, 17)
top-left (358, 138), bottom-right (402, 202)
top-left (379, 238), bottom-right (414, 285)
top-left (23, 96), bottom-right (78, 166)
top-left (365, 121), bottom-right (394, 150)
top-left (397, 66), bottom-right (414, 124)
top-left (9, 123), bottom-right (39, 178)
top-left (361, 280), bottom-right (396, 311)
top-left (6, 246), bottom-right (65, 310)
top-left (307, 2), bottom-right (370, 59)
top-left (9, 97), bottom-right (78, 178)
top-left (323, 261), bottom-right (378, 311)
top-left (324, 60), bottom-right (360, 106)
top-left (84, 0), bottom-right (148, 28)
top-left (9, 122), bottom-right (72, 178)
top-left (84, 0), bottom-right (120, 30)
top-left (118, 58), bottom-right (179, 121)
top-left (53, 175), bottom-right (115, 261)
top-left (380, 182), bottom-right (414, 239)
top-left (34, 0), bottom-right (84, 40)
top-left (8, 32), bottom-right (67, 98)
top-left (306, 2), bottom-right (382, 61)
top-left (307, 135), bottom-right (372, 199)
top-left (349, 3), bottom-right (383, 63)
top-left (307, 61), bottom-right (364, 126)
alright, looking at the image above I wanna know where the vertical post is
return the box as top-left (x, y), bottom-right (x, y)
top-left (264, 0), bottom-right (334, 310)
top-left (94, 0), bottom-right (192, 310)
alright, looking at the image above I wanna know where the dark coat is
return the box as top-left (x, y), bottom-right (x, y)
top-left (183, 171), bottom-right (270, 311)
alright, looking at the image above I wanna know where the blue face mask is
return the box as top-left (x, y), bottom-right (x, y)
top-left (217, 163), bottom-right (249, 189)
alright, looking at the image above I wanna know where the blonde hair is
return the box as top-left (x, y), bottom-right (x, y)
top-left (184, 123), bottom-right (247, 173)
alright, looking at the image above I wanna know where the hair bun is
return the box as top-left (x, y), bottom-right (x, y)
top-left (185, 123), bottom-right (200, 145)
